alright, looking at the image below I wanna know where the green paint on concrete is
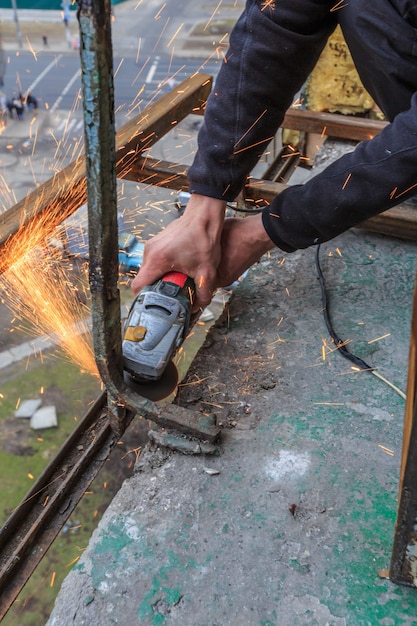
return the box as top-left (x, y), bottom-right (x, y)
top-left (137, 552), bottom-right (188, 623)
top-left (92, 519), bottom-right (132, 558)
top-left (257, 401), bottom-right (417, 624)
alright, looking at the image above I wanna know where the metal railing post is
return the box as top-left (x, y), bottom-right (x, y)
top-left (390, 270), bottom-right (417, 587)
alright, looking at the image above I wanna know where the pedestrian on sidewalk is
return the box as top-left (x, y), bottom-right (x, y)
top-left (132, 0), bottom-right (417, 312)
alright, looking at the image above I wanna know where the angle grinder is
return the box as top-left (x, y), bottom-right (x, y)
top-left (122, 271), bottom-right (195, 401)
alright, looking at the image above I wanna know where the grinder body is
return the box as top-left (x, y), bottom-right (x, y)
top-left (122, 272), bottom-right (195, 383)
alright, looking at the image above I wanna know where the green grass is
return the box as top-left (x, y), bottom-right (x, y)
top-left (0, 346), bottom-right (149, 624)
top-left (0, 354), bottom-right (101, 524)
top-left (0, 352), bottom-right (104, 624)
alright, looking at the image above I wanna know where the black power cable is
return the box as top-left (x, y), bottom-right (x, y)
top-left (314, 244), bottom-right (374, 372)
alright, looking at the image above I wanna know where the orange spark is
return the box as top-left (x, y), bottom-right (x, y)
top-left (368, 333), bottom-right (391, 344)
top-left (154, 3), bottom-right (166, 20)
top-left (233, 109), bottom-right (268, 151)
top-left (378, 444), bottom-right (394, 456)
top-left (167, 23), bottom-right (184, 48)
top-left (261, 0), bottom-right (276, 12)
top-left (204, 0), bottom-right (223, 32)
top-left (341, 173), bottom-right (352, 190)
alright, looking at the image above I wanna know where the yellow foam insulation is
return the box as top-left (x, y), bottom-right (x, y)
top-left (305, 25), bottom-right (374, 115)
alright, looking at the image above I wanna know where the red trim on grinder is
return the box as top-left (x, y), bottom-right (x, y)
top-left (162, 272), bottom-right (188, 287)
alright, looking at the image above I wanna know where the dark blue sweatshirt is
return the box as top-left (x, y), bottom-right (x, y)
top-left (188, 0), bottom-right (417, 251)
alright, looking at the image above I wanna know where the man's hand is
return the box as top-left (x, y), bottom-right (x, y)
top-left (216, 214), bottom-right (275, 288)
top-left (131, 194), bottom-right (226, 311)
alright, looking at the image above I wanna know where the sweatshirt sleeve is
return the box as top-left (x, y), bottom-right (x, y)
top-left (262, 94), bottom-right (417, 252)
top-left (188, 0), bottom-right (337, 201)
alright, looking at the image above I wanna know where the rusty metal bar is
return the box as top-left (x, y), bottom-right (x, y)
top-left (78, 0), bottom-right (126, 433)
top-left (78, 0), bottom-right (219, 442)
top-left (356, 205), bottom-right (417, 242)
top-left (390, 270), bottom-right (417, 586)
top-left (0, 393), bottom-right (120, 619)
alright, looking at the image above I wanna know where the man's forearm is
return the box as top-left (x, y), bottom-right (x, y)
top-left (188, 0), bottom-right (336, 202)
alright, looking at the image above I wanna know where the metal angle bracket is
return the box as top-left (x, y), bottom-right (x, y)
top-left (77, 0), bottom-right (219, 443)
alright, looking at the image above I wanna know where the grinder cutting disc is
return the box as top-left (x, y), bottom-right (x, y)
top-left (123, 360), bottom-right (179, 401)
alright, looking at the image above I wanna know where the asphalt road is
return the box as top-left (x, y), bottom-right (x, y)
top-left (4, 51), bottom-right (221, 133)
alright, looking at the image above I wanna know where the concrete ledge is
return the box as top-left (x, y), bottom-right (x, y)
top-left (47, 229), bottom-right (417, 625)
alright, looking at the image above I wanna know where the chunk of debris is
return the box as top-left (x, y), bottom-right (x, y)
top-left (30, 405), bottom-right (58, 430)
top-left (15, 399), bottom-right (42, 419)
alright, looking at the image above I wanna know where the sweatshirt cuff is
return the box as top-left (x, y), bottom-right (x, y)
top-left (262, 206), bottom-right (297, 253)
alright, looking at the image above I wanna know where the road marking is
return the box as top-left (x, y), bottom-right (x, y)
top-left (50, 68), bottom-right (81, 112)
top-left (145, 56), bottom-right (159, 83)
top-left (24, 54), bottom-right (63, 96)
top-left (54, 117), bottom-right (84, 137)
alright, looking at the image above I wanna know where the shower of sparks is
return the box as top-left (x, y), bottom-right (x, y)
top-left (0, 215), bottom-right (97, 376)
top-left (0, 5), bottom-right (231, 387)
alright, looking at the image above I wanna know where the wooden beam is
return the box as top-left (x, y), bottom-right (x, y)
top-left (0, 74), bottom-right (212, 275)
top-left (115, 74), bottom-right (212, 179)
top-left (282, 108), bottom-right (388, 141)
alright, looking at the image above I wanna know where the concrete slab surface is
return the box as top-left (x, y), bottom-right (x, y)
top-left (14, 398), bottom-right (42, 418)
top-left (30, 404), bottom-right (57, 430)
top-left (47, 228), bottom-right (417, 625)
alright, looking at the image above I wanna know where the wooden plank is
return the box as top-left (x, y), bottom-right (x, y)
top-left (115, 74), bottom-right (212, 179)
top-left (0, 74), bottom-right (212, 276)
top-left (282, 108), bottom-right (388, 141)
top-left (357, 205), bottom-right (417, 242)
